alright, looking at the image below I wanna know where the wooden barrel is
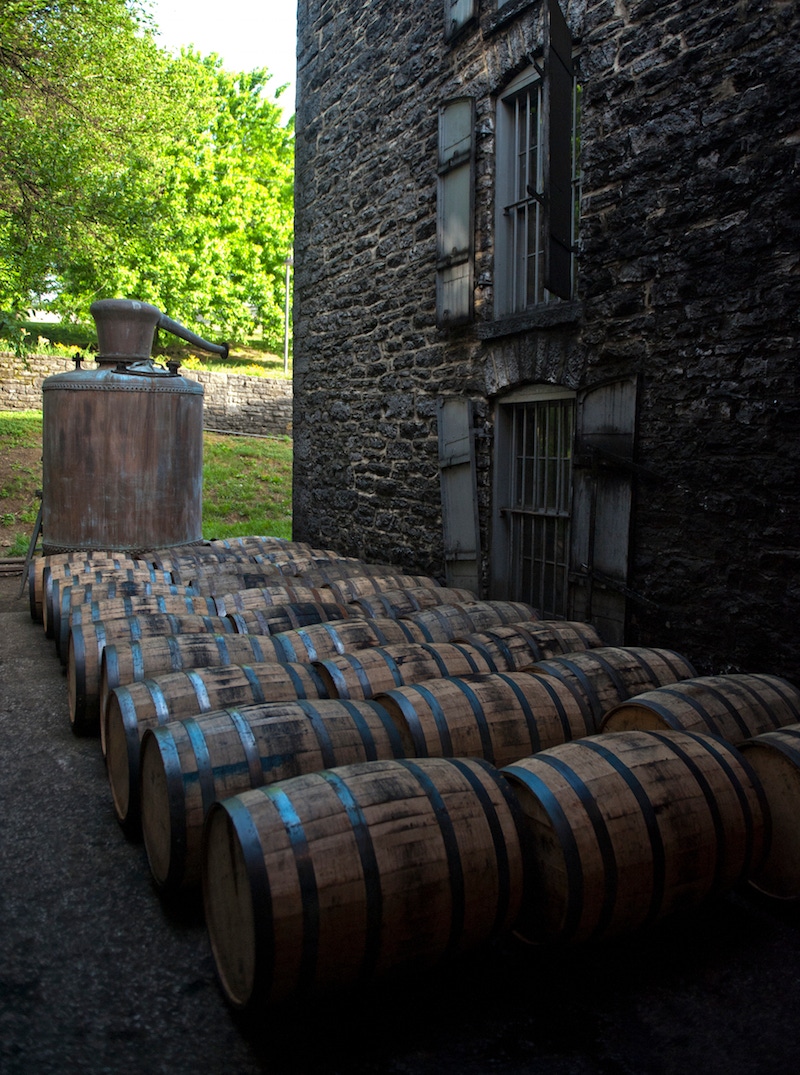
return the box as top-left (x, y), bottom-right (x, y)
top-left (140, 698), bottom-right (413, 892)
top-left (739, 723), bottom-right (800, 901)
top-left (34, 554), bottom-right (152, 624)
top-left (152, 536), bottom-right (307, 569)
top-left (212, 583), bottom-right (330, 616)
top-left (171, 570), bottom-right (304, 596)
top-left (104, 661), bottom-right (328, 834)
top-left (54, 577), bottom-right (201, 658)
top-left (202, 756), bottom-right (528, 1008)
top-left (601, 674), bottom-right (800, 745)
top-left (265, 615), bottom-right (430, 662)
top-left (44, 562), bottom-right (176, 634)
top-left (501, 729), bottom-right (768, 944)
top-left (68, 612), bottom-right (238, 737)
top-left (529, 646), bottom-right (698, 730)
top-left (99, 632), bottom-right (289, 719)
top-left (57, 590), bottom-right (222, 663)
top-left (314, 641), bottom-right (500, 700)
top-left (178, 553), bottom-right (370, 579)
top-left (320, 573), bottom-right (442, 603)
top-left (163, 557), bottom-right (291, 581)
top-left (351, 586), bottom-right (477, 619)
top-left (154, 550), bottom-right (264, 575)
top-left (278, 560), bottom-right (407, 585)
top-left (65, 592), bottom-right (222, 660)
top-left (401, 601), bottom-right (540, 643)
top-left (460, 620), bottom-right (605, 671)
top-left (375, 671), bottom-right (596, 767)
top-left (225, 602), bottom-right (362, 635)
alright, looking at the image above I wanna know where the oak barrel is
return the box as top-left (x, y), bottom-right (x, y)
top-left (43, 561), bottom-right (173, 633)
top-left (314, 641), bottom-right (500, 700)
top-left (54, 578), bottom-right (201, 658)
top-left (180, 567), bottom-right (302, 596)
top-left (66, 591), bottom-right (222, 652)
top-left (153, 536), bottom-right (307, 570)
top-left (140, 698), bottom-right (412, 891)
top-left (601, 674), bottom-right (800, 745)
top-left (105, 661), bottom-right (328, 834)
top-left (460, 620), bottom-right (605, 671)
top-left (68, 612), bottom-right (237, 736)
top-left (375, 671), bottom-right (596, 767)
top-left (225, 602), bottom-right (362, 635)
top-left (350, 586), bottom-right (476, 619)
top-left (740, 723), bottom-right (800, 901)
top-left (202, 756), bottom-right (527, 1008)
top-left (501, 729), bottom-right (768, 944)
top-left (530, 646), bottom-right (698, 731)
top-left (30, 552), bottom-right (151, 622)
top-left (319, 573), bottom-right (443, 604)
top-left (264, 615), bottom-right (429, 662)
top-left (212, 584), bottom-right (333, 616)
top-left (401, 601), bottom-right (540, 643)
top-left (99, 632), bottom-right (288, 721)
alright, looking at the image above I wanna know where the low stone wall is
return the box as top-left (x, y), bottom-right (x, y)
top-left (0, 353), bottom-right (292, 438)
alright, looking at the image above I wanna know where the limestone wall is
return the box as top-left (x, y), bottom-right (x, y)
top-left (292, 0), bottom-right (800, 678)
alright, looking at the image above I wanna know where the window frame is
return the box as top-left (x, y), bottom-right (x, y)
top-left (493, 0), bottom-right (579, 318)
top-left (491, 385), bottom-right (576, 618)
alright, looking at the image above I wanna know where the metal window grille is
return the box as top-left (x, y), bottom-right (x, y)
top-left (498, 74), bottom-right (580, 312)
top-left (504, 396), bottom-right (574, 618)
top-left (503, 81), bottom-right (545, 311)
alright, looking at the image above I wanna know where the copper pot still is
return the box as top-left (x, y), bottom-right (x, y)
top-left (41, 299), bottom-right (228, 555)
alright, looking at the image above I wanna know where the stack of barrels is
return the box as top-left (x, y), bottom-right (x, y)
top-left (28, 539), bottom-right (800, 1013)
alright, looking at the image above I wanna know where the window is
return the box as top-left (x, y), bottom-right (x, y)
top-left (491, 377), bottom-right (638, 641)
top-left (492, 387), bottom-right (575, 618)
top-left (494, 0), bottom-right (579, 315)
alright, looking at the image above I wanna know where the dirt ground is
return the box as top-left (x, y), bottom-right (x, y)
top-left (2, 567), bottom-right (800, 1075)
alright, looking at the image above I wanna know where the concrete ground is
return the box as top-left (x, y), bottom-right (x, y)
top-left (2, 567), bottom-right (800, 1075)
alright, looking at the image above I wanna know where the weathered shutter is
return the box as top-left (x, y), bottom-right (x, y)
top-left (569, 375), bottom-right (638, 645)
top-left (437, 97), bottom-right (475, 326)
top-left (438, 396), bottom-right (481, 595)
top-left (543, 0), bottom-right (574, 300)
top-left (445, 0), bottom-right (476, 41)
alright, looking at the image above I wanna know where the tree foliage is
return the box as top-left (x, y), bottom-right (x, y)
top-left (0, 1), bottom-right (294, 346)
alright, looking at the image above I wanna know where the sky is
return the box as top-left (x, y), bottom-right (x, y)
top-left (146, 0), bottom-right (298, 119)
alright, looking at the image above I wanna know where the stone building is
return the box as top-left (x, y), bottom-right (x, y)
top-left (292, 0), bottom-right (800, 679)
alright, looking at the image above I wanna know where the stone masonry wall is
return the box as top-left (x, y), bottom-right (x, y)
top-left (0, 354), bottom-right (292, 438)
top-left (293, 0), bottom-right (800, 680)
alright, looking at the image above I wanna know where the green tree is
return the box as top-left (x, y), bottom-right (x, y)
top-left (0, 1), bottom-right (184, 306)
top-left (1, 2), bottom-right (294, 347)
top-left (78, 52), bottom-right (295, 344)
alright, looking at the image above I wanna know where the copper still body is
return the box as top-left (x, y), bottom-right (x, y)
top-left (41, 300), bottom-right (228, 555)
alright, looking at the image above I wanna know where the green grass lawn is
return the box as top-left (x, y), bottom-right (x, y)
top-left (0, 411), bottom-right (292, 555)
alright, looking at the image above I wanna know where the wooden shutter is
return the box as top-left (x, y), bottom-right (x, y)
top-left (438, 396), bottom-right (480, 595)
top-left (445, 0), bottom-right (476, 41)
top-left (437, 97), bottom-right (475, 326)
top-left (543, 0), bottom-right (575, 300)
top-left (569, 376), bottom-right (639, 645)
